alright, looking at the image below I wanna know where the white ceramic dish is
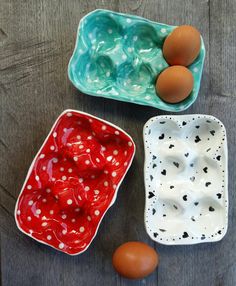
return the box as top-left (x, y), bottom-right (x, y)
top-left (143, 114), bottom-right (228, 245)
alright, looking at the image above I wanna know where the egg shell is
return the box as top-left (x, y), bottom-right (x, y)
top-left (163, 25), bottom-right (201, 66)
top-left (112, 241), bottom-right (159, 279)
top-left (156, 65), bottom-right (194, 103)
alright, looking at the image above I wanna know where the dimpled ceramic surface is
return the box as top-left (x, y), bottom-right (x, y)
top-left (68, 9), bottom-right (205, 112)
top-left (15, 110), bottom-right (135, 255)
top-left (143, 115), bottom-right (228, 245)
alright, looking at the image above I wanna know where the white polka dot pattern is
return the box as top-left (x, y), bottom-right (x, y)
top-left (68, 10), bottom-right (205, 112)
top-left (15, 110), bottom-right (135, 255)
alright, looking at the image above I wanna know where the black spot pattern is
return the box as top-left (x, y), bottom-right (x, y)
top-left (144, 115), bottom-right (227, 243)
top-left (173, 162), bottom-right (179, 168)
top-left (148, 192), bottom-right (155, 199)
top-left (190, 176), bottom-right (195, 182)
top-left (161, 169), bottom-right (166, 175)
top-left (203, 167), bottom-right (208, 173)
top-left (201, 234), bottom-right (206, 240)
top-left (217, 193), bottom-right (222, 199)
top-left (195, 136), bottom-right (201, 143)
top-left (182, 232), bottom-right (189, 238)
top-left (183, 195), bottom-right (187, 201)
top-left (210, 130), bottom-right (215, 136)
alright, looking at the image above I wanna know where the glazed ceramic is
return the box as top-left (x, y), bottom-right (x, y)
top-left (143, 115), bottom-right (228, 245)
top-left (68, 9), bottom-right (205, 112)
top-left (15, 110), bottom-right (135, 255)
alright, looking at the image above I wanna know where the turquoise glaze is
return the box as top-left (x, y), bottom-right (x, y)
top-left (68, 9), bottom-right (205, 112)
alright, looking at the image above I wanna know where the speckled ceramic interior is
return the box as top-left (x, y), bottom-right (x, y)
top-left (143, 115), bottom-right (228, 245)
top-left (68, 9), bottom-right (205, 112)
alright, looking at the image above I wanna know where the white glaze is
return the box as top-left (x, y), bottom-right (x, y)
top-left (144, 114), bottom-right (228, 245)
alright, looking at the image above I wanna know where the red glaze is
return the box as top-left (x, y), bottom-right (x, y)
top-left (15, 110), bottom-right (135, 255)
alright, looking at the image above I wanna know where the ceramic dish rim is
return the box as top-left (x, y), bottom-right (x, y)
top-left (15, 109), bottom-right (136, 255)
top-left (67, 9), bottom-right (206, 112)
top-left (143, 114), bottom-right (228, 245)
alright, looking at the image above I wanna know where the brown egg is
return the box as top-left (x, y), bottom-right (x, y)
top-left (163, 25), bottom-right (201, 66)
top-left (156, 65), bottom-right (194, 103)
top-left (112, 241), bottom-right (159, 279)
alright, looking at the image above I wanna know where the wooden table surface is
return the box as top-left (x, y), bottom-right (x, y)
top-left (1, 1), bottom-right (236, 285)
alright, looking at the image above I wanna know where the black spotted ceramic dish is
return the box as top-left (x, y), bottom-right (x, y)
top-left (68, 9), bottom-right (205, 112)
top-left (143, 115), bottom-right (228, 245)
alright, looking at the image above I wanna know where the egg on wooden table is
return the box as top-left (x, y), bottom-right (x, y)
top-left (112, 241), bottom-right (159, 279)
top-left (163, 25), bottom-right (201, 66)
top-left (156, 65), bottom-right (194, 103)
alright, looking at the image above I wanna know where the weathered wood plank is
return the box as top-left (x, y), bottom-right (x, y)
top-left (209, 0), bottom-right (236, 98)
top-left (0, 0), bottom-right (236, 285)
top-left (0, 1), bottom-right (156, 285)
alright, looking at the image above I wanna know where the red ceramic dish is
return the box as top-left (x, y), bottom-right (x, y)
top-left (15, 110), bottom-right (135, 255)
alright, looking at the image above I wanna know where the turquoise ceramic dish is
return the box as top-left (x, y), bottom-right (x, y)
top-left (68, 9), bottom-right (205, 112)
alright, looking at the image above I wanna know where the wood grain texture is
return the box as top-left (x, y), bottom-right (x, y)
top-left (0, 0), bottom-right (236, 285)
